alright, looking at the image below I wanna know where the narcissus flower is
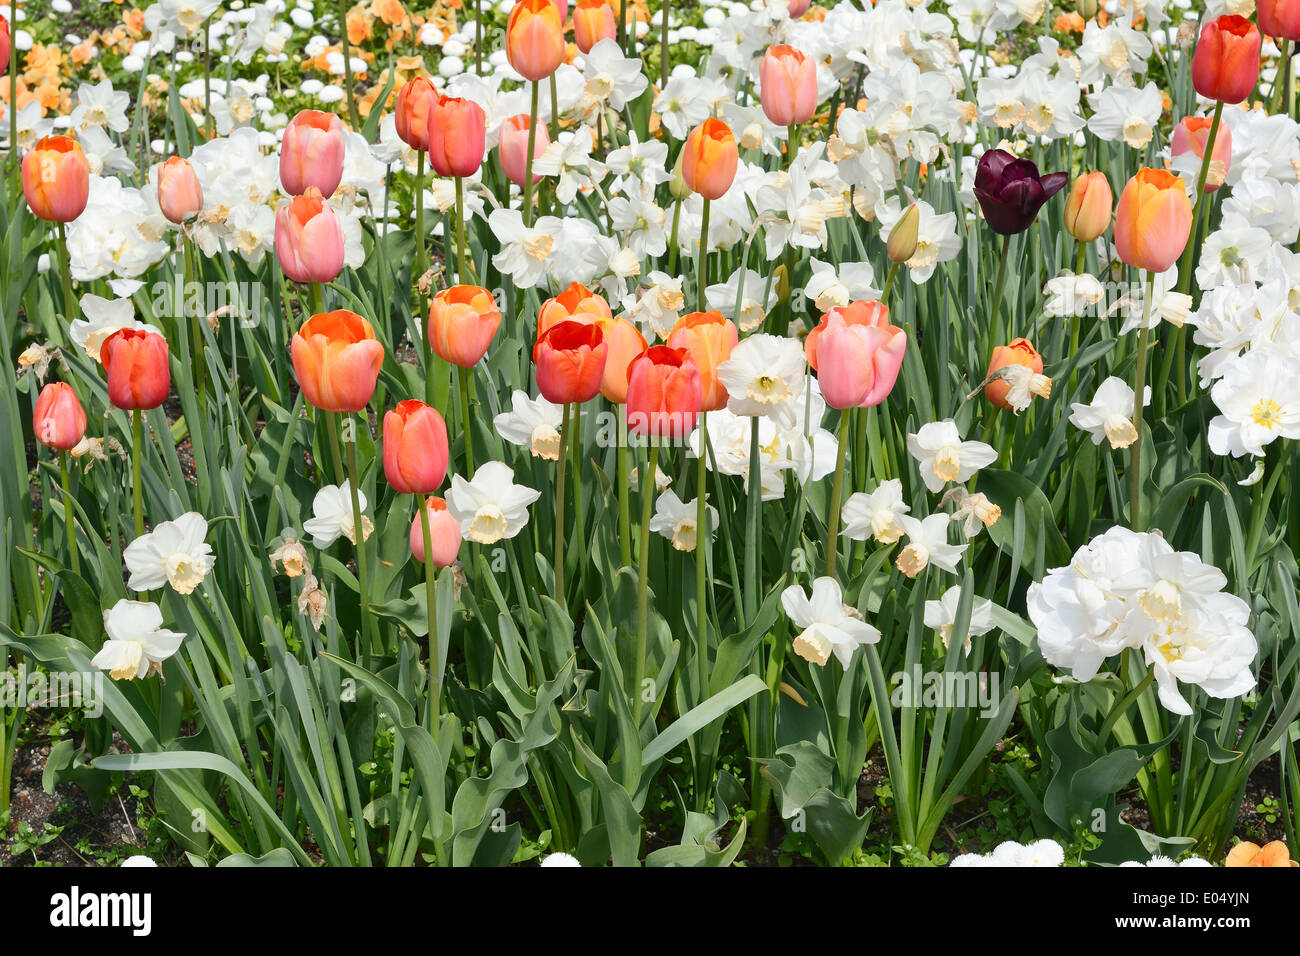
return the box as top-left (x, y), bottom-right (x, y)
top-left (781, 577), bottom-right (881, 668)
top-left (1207, 349), bottom-right (1300, 458)
top-left (984, 338), bottom-right (1048, 412)
top-left (534, 321), bottom-right (608, 405)
top-left (715, 333), bottom-right (807, 428)
top-left (275, 188), bottom-right (345, 284)
top-left (1069, 377), bottom-right (1149, 449)
top-left (279, 109), bottom-right (345, 198)
top-left (681, 119), bottom-right (739, 201)
top-left (759, 45), bottom-right (818, 127)
top-left (895, 513), bottom-right (969, 577)
top-left (625, 346), bottom-right (703, 439)
top-left (428, 285), bottom-right (502, 368)
top-left (444, 460), bottom-right (542, 544)
top-left (907, 420), bottom-right (998, 494)
top-left (841, 478), bottom-right (910, 544)
top-left (22, 136), bottom-right (91, 222)
top-left (304, 481), bottom-right (373, 548)
top-left (91, 600), bottom-right (186, 680)
top-left (33, 382), bottom-right (87, 451)
top-left (1191, 15), bottom-right (1261, 105)
top-left (124, 512), bottom-right (215, 594)
top-left (290, 310), bottom-right (385, 413)
top-left (1113, 168), bottom-right (1193, 274)
top-left (973, 149), bottom-right (1067, 235)
top-left (409, 496), bottom-right (463, 567)
top-left (383, 400), bottom-right (450, 495)
top-left (494, 390), bottom-right (565, 460)
top-left (924, 586), bottom-right (996, 654)
top-left (102, 328), bottom-right (171, 411)
top-left (649, 489), bottom-right (717, 552)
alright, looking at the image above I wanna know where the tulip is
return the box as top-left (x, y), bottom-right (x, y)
top-left (1191, 15), bottom-right (1261, 105)
top-left (33, 382), bottom-right (87, 451)
top-left (759, 45), bottom-right (818, 127)
top-left (574, 0), bottom-right (616, 53)
top-left (102, 329), bottom-right (171, 410)
top-left (787, 0), bottom-right (811, 16)
top-left (290, 310), bottom-right (385, 413)
top-left (506, 0), bottom-right (566, 82)
top-left (681, 118), bottom-right (739, 201)
top-left (1, 14), bottom-right (11, 75)
top-left (427, 95), bottom-right (487, 179)
top-left (973, 148), bottom-right (1068, 235)
top-left (395, 76), bottom-right (438, 151)
top-left (1063, 171), bottom-right (1112, 242)
top-left (383, 400), bottom-right (450, 495)
top-left (1113, 168), bottom-right (1193, 274)
top-left (1259, 0), bottom-right (1300, 42)
top-left (984, 338), bottom-right (1043, 411)
top-left (537, 282), bottom-right (613, 335)
top-left (667, 311), bottom-right (738, 412)
top-left (815, 308), bottom-right (907, 410)
top-left (22, 136), bottom-right (90, 223)
top-left (274, 188), bottom-right (345, 284)
top-left (597, 317), bottom-right (649, 405)
top-left (534, 321), bottom-right (608, 405)
top-left (157, 156), bottom-right (204, 224)
top-left (497, 114), bottom-right (550, 187)
top-left (1172, 118), bottom-right (1233, 192)
top-left (625, 346), bottom-right (703, 439)
top-left (804, 299), bottom-right (890, 372)
top-left (409, 497), bottom-right (463, 567)
top-left (428, 285), bottom-right (502, 368)
top-left (279, 109), bottom-right (346, 198)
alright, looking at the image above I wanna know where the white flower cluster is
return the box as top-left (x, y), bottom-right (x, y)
top-left (950, 839), bottom-right (1064, 867)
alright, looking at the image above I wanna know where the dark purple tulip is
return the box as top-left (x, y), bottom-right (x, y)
top-left (973, 149), bottom-right (1068, 235)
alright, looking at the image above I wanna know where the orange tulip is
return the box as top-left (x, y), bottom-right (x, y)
top-left (428, 285), bottom-right (502, 368)
top-left (383, 400), bottom-right (450, 495)
top-left (573, 0), bottom-right (616, 53)
top-left (666, 310), bottom-right (738, 412)
top-left (409, 496), bottom-right (463, 567)
top-left (534, 321), bottom-right (608, 405)
top-left (1191, 15), bottom-right (1261, 104)
top-left (1224, 840), bottom-right (1297, 867)
top-left (535, 284), bottom-right (644, 403)
top-left (0, 14), bottom-right (9, 75)
top-left (290, 310), bottom-right (385, 413)
top-left (625, 346), bottom-right (703, 439)
top-left (984, 338), bottom-right (1043, 411)
top-left (102, 329), bottom-right (171, 411)
top-left (498, 114), bottom-right (550, 187)
top-left (506, 0), bottom-right (566, 82)
top-left (537, 281), bottom-right (613, 335)
top-left (1063, 171), bottom-right (1112, 242)
top-left (157, 156), bottom-right (204, 224)
top-left (681, 119), bottom-right (739, 201)
top-left (274, 188), bottom-right (345, 284)
top-left (804, 299), bottom-right (890, 372)
top-left (33, 382), bottom-right (87, 451)
top-left (1259, 0), bottom-right (1300, 42)
top-left (1172, 118), bottom-right (1232, 192)
top-left (1113, 168), bottom-right (1193, 275)
top-left (759, 45), bottom-right (818, 127)
top-left (395, 76), bottom-right (438, 151)
top-left (428, 94), bottom-right (487, 179)
top-left (22, 136), bottom-right (90, 223)
top-left (280, 109), bottom-right (346, 198)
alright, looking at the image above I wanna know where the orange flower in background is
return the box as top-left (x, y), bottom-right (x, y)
top-left (666, 311), bottom-right (738, 412)
top-left (985, 338), bottom-right (1043, 411)
top-left (573, 0), bottom-right (616, 53)
top-left (1225, 841), bottom-right (1297, 867)
top-left (428, 285), bottom-right (503, 367)
top-left (70, 42), bottom-right (95, 66)
top-left (1113, 167), bottom-right (1193, 274)
top-left (347, 3), bottom-right (374, 45)
top-left (290, 310), bottom-right (385, 413)
top-left (625, 346), bottom-right (703, 439)
top-left (534, 321), bottom-right (608, 405)
top-left (33, 382), bottom-right (87, 451)
top-left (383, 400), bottom-right (449, 495)
top-left (371, 0), bottom-right (407, 26)
top-left (1053, 11), bottom-right (1085, 32)
top-left (22, 136), bottom-right (90, 223)
top-left (102, 329), bottom-right (171, 411)
top-left (681, 118), bottom-right (738, 201)
top-left (506, 0), bottom-right (566, 82)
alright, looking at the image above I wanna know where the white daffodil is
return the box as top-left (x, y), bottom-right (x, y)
top-left (70, 79), bottom-right (131, 133)
top-left (706, 268), bottom-right (776, 333)
top-left (303, 481), bottom-right (373, 549)
top-left (940, 486), bottom-right (1002, 537)
top-left (895, 513), bottom-right (969, 578)
top-left (1208, 349), bottom-right (1300, 458)
top-left (907, 420), bottom-right (998, 493)
top-left (997, 364), bottom-right (1053, 414)
top-left (804, 258), bottom-right (880, 313)
top-left (1070, 376), bottom-right (1149, 450)
top-left (841, 478), bottom-right (910, 544)
top-left (1086, 82), bottom-right (1162, 150)
top-left (489, 209), bottom-right (562, 289)
top-left (494, 390), bottom-right (565, 461)
top-left (715, 333), bottom-right (807, 429)
top-left (649, 490), bottom-right (717, 552)
top-left (540, 852), bottom-right (582, 867)
top-left (444, 461), bottom-right (541, 544)
top-left (123, 512), bottom-right (215, 594)
top-left (1043, 273), bottom-right (1105, 319)
top-left (91, 600), bottom-right (186, 680)
top-left (781, 576), bottom-right (881, 668)
top-left (70, 294), bottom-right (161, 363)
top-left (924, 585), bottom-right (996, 653)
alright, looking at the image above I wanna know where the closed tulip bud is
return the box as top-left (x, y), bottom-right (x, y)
top-left (410, 496), bottom-right (463, 566)
top-left (1172, 118), bottom-right (1233, 192)
top-left (33, 382), bottom-right (87, 451)
top-left (428, 285), bottom-right (503, 367)
top-left (1259, 0), bottom-right (1300, 42)
top-left (669, 149), bottom-right (692, 200)
top-left (280, 110), bottom-right (345, 198)
top-left (290, 310), bottom-right (385, 413)
top-left (667, 311), bottom-right (738, 412)
top-left (625, 346), bottom-right (703, 439)
top-left (1075, 0), bottom-right (1098, 18)
top-left (985, 338), bottom-right (1043, 411)
top-left (22, 136), bottom-right (90, 223)
top-left (506, 0), bottom-right (566, 82)
top-left (1113, 168), bottom-right (1193, 274)
top-left (102, 329), bottom-right (171, 411)
top-left (0, 15), bottom-right (10, 75)
top-left (275, 188), bottom-right (345, 284)
top-left (534, 321), bottom-right (608, 405)
top-left (1063, 171), bottom-right (1112, 242)
top-left (395, 76), bottom-right (438, 150)
top-left (428, 95), bottom-right (487, 179)
top-left (157, 156), bottom-right (204, 224)
top-left (573, 0), bottom-right (617, 52)
top-left (759, 45), bottom-right (818, 127)
top-left (681, 119), bottom-right (739, 201)
top-left (1192, 15), bottom-right (1261, 105)
top-left (383, 399), bottom-right (450, 495)
top-left (814, 304), bottom-right (906, 409)
top-left (497, 114), bottom-right (550, 187)
top-left (887, 203), bottom-right (921, 263)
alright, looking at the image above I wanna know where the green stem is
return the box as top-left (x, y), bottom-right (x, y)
top-left (343, 414), bottom-right (377, 655)
top-left (523, 81), bottom-right (540, 227)
top-left (695, 412), bottom-right (709, 703)
top-left (617, 436), bottom-right (632, 567)
top-left (56, 222), bottom-right (75, 319)
top-left (60, 451), bottom-right (79, 575)
top-left (880, 261), bottom-right (899, 303)
top-left (131, 409), bottom-right (145, 538)
top-left (825, 410), bottom-right (851, 579)
top-left (990, 231), bottom-right (1011, 343)
top-left (454, 175), bottom-right (468, 285)
top-left (1129, 270), bottom-right (1155, 531)
top-left (634, 442), bottom-right (660, 722)
top-left (309, 280), bottom-right (325, 316)
top-left (474, 0), bottom-right (482, 74)
top-left (414, 152), bottom-right (426, 280)
top-left (459, 366), bottom-right (475, 477)
top-left (419, 499), bottom-right (440, 722)
top-left (666, 198), bottom-right (681, 274)
top-left (1176, 100), bottom-right (1223, 297)
top-left (337, 0), bottom-right (361, 129)
top-left (659, 3), bottom-right (670, 89)
top-left (323, 407), bottom-right (346, 484)
top-left (696, 198), bottom-right (711, 312)
top-left (185, 235), bottom-right (206, 411)
top-left (554, 401), bottom-right (571, 600)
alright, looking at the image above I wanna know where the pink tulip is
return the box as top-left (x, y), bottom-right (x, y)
top-left (280, 109), bottom-right (346, 199)
top-left (275, 188), bottom-right (345, 284)
top-left (815, 306), bottom-right (907, 409)
top-left (410, 496), bottom-right (463, 567)
top-left (759, 45), bottom-right (818, 127)
top-left (497, 114), bottom-right (550, 187)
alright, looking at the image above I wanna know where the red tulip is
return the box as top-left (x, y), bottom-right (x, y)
top-left (33, 382), bottom-right (87, 451)
top-left (1259, 0), bottom-right (1300, 42)
top-left (102, 329), bottom-right (171, 411)
top-left (1191, 15), bottom-right (1261, 104)
top-left (428, 94), bottom-right (487, 179)
top-left (533, 321), bottom-right (608, 405)
top-left (384, 400), bottom-right (450, 494)
top-left (625, 346), bottom-right (703, 439)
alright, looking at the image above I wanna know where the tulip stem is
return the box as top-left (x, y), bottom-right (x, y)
top-left (570, 402), bottom-right (585, 581)
top-left (323, 406), bottom-right (346, 485)
top-left (60, 451), bottom-right (79, 576)
top-left (825, 410), bottom-right (851, 579)
top-left (309, 280), bottom-right (325, 316)
top-left (459, 366), bottom-right (476, 478)
top-left (414, 152), bottom-right (426, 281)
top-left (634, 442), bottom-right (660, 723)
top-left (55, 222), bottom-right (74, 320)
top-left (880, 261), bottom-right (899, 303)
top-left (1176, 100), bottom-right (1222, 297)
top-left (990, 231), bottom-right (1011, 342)
top-left (666, 198), bottom-right (681, 274)
top-left (617, 436), bottom-right (632, 565)
top-left (695, 413), bottom-right (709, 700)
top-left (696, 198), bottom-right (710, 312)
top-left (131, 409), bottom-right (145, 539)
top-left (454, 176), bottom-right (468, 285)
top-left (1129, 270), bottom-right (1155, 532)
top-left (419, 499), bottom-right (440, 721)
top-left (337, 0), bottom-right (361, 130)
top-left (523, 81), bottom-right (540, 227)
top-left (184, 235), bottom-right (207, 413)
top-left (554, 401), bottom-right (571, 601)
top-left (343, 413), bottom-right (378, 655)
